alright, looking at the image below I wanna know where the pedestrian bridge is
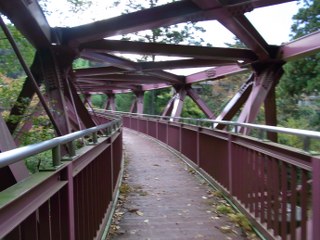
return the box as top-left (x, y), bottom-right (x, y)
top-left (0, 111), bottom-right (318, 239)
top-left (0, 0), bottom-right (320, 239)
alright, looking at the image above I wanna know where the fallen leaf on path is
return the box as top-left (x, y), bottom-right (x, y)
top-left (136, 211), bottom-right (144, 216)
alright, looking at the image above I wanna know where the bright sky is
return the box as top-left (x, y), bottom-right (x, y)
top-left (45, 1), bottom-right (300, 47)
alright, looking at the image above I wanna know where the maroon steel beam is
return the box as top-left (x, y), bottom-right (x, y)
top-left (0, 18), bottom-right (63, 136)
top-left (105, 93), bottom-right (116, 111)
top-left (142, 83), bottom-right (171, 91)
top-left (146, 70), bottom-right (184, 84)
top-left (0, 0), bottom-right (53, 48)
top-left (139, 59), bottom-right (236, 70)
top-left (76, 74), bottom-right (171, 83)
top-left (187, 88), bottom-right (215, 119)
top-left (38, 49), bottom-right (72, 136)
top-left (0, 114), bottom-right (29, 191)
top-left (74, 67), bottom-right (125, 77)
top-left (280, 30), bottom-right (320, 61)
top-left (193, 0), bottom-right (295, 10)
top-left (135, 91), bottom-right (144, 114)
top-left (163, 87), bottom-right (187, 119)
top-left (65, 79), bottom-right (96, 129)
top-left (77, 85), bottom-right (135, 91)
top-left (264, 85), bottom-right (277, 142)
top-left (80, 40), bottom-right (258, 62)
top-left (215, 74), bottom-right (253, 128)
top-left (60, 1), bottom-right (204, 44)
top-left (237, 63), bottom-right (284, 132)
top-left (162, 96), bottom-right (175, 117)
top-left (75, 69), bottom-right (183, 84)
top-left (6, 78), bottom-right (36, 134)
top-left (80, 51), bottom-right (138, 70)
top-left (218, 14), bottom-right (271, 60)
top-left (193, 0), bottom-right (288, 60)
top-left (185, 65), bottom-right (248, 84)
top-left (112, 89), bottom-right (132, 94)
top-left (61, 0), bottom-right (293, 45)
top-left (13, 103), bottom-right (43, 144)
top-left (0, 172), bottom-right (67, 238)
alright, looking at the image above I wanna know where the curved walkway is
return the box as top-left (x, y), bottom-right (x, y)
top-left (108, 129), bottom-right (250, 240)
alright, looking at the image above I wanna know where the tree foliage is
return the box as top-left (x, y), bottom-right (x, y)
top-left (0, 23), bottom-right (35, 78)
top-left (276, 0), bottom-right (320, 144)
top-left (279, 0), bottom-right (320, 96)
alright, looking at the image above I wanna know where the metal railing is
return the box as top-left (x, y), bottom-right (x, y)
top-left (0, 115), bottom-right (123, 240)
top-left (101, 109), bottom-right (318, 240)
top-left (0, 118), bottom-right (121, 169)
top-left (100, 109), bottom-right (320, 152)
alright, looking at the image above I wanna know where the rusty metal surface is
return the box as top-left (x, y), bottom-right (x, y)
top-left (110, 129), bottom-right (246, 240)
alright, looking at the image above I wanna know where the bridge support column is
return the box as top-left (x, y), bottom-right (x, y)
top-left (215, 74), bottom-right (253, 129)
top-left (105, 93), bottom-right (116, 111)
top-left (83, 93), bottom-right (92, 107)
top-left (162, 86), bottom-right (187, 120)
top-left (65, 78), bottom-right (96, 130)
top-left (237, 63), bottom-right (284, 134)
top-left (130, 91), bottom-right (144, 114)
top-left (0, 114), bottom-right (29, 191)
top-left (38, 49), bottom-right (73, 136)
top-left (186, 87), bottom-right (215, 119)
top-left (264, 84), bottom-right (278, 142)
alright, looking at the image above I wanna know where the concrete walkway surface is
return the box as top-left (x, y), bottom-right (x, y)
top-left (108, 129), bottom-right (254, 240)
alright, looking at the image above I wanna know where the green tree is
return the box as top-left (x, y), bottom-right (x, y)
top-left (276, 0), bottom-right (320, 144)
top-left (278, 0), bottom-right (320, 96)
top-left (0, 23), bottom-right (35, 78)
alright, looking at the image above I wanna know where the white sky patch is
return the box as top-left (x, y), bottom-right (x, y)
top-left (245, 2), bottom-right (299, 45)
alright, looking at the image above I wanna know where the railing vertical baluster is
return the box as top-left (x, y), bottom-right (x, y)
top-left (92, 132), bottom-right (98, 144)
top-left (266, 156), bottom-right (272, 229)
top-left (259, 154), bottom-right (266, 224)
top-left (227, 133), bottom-right (233, 194)
top-left (272, 158), bottom-right (280, 235)
top-left (68, 141), bottom-right (76, 157)
top-left (303, 137), bottom-right (310, 152)
top-left (290, 165), bottom-right (297, 240)
top-left (281, 162), bottom-right (288, 239)
top-left (312, 157), bottom-right (320, 240)
top-left (300, 169), bottom-right (308, 240)
top-left (52, 144), bottom-right (61, 167)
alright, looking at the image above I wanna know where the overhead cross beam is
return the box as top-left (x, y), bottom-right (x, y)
top-left (280, 30), bottom-right (320, 61)
top-left (80, 40), bottom-right (258, 62)
top-left (0, 0), bottom-right (53, 48)
top-left (192, 0), bottom-right (294, 60)
top-left (60, 1), bottom-right (204, 44)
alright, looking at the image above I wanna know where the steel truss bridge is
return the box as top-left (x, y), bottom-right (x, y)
top-left (0, 0), bottom-right (319, 239)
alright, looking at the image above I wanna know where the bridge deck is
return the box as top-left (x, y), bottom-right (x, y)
top-left (108, 129), bottom-right (249, 240)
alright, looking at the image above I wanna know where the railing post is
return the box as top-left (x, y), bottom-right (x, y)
top-left (228, 133), bottom-right (233, 194)
top-left (312, 157), bottom-right (320, 240)
top-left (67, 141), bottom-right (76, 158)
top-left (303, 137), bottom-right (310, 152)
top-left (52, 144), bottom-right (61, 167)
top-left (92, 132), bottom-right (98, 144)
top-left (258, 129), bottom-right (265, 140)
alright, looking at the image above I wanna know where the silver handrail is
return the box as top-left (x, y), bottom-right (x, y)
top-left (0, 119), bottom-right (121, 168)
top-left (99, 109), bottom-right (320, 151)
